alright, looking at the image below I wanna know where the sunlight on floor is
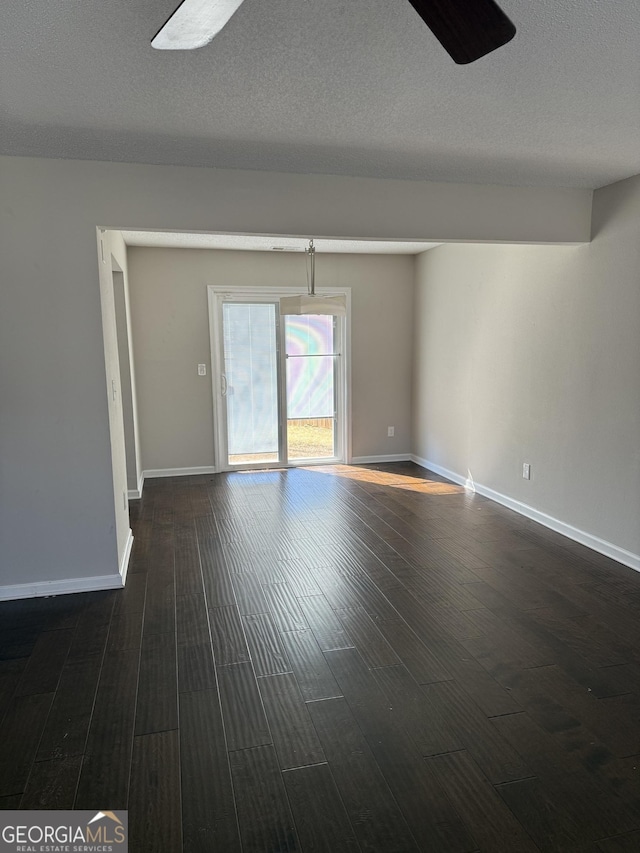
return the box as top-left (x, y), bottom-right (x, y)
top-left (307, 464), bottom-right (465, 494)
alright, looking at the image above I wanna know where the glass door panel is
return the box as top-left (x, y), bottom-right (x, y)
top-left (222, 303), bottom-right (280, 466)
top-left (285, 315), bottom-right (337, 461)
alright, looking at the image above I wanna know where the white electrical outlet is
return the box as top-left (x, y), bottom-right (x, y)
top-left (522, 463), bottom-right (531, 480)
top-left (198, 364), bottom-right (207, 376)
top-left (388, 426), bottom-right (395, 437)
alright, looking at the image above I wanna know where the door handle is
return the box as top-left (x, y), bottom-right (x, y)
top-left (221, 374), bottom-right (228, 397)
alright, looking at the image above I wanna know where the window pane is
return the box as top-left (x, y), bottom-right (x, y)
top-left (286, 355), bottom-right (334, 420)
top-left (285, 315), bottom-right (335, 356)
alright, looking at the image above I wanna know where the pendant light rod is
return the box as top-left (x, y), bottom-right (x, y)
top-left (307, 239), bottom-right (316, 296)
top-left (280, 238), bottom-right (347, 316)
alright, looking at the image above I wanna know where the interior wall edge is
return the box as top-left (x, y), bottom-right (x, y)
top-left (119, 528), bottom-right (134, 585)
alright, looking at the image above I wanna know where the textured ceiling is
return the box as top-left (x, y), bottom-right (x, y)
top-left (2, 0), bottom-right (639, 189)
top-left (121, 231), bottom-right (440, 253)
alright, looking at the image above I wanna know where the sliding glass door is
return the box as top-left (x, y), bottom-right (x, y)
top-left (222, 302), bottom-right (280, 466)
top-left (212, 293), bottom-right (345, 470)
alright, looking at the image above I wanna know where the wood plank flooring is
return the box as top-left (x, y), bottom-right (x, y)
top-left (1, 462), bottom-right (640, 852)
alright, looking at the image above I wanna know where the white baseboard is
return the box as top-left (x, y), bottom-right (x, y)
top-left (0, 530), bottom-right (134, 602)
top-left (120, 528), bottom-right (134, 584)
top-left (411, 456), bottom-right (478, 491)
top-left (143, 466), bottom-right (217, 479)
top-left (128, 471), bottom-right (144, 500)
top-left (351, 454), bottom-right (412, 465)
top-left (411, 455), bottom-right (640, 573)
top-left (0, 572), bottom-right (126, 602)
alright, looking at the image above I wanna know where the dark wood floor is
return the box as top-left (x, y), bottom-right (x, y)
top-left (1, 463), bottom-right (640, 852)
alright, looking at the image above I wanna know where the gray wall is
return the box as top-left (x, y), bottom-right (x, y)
top-left (0, 153), bottom-right (592, 592)
top-left (127, 247), bottom-right (415, 470)
top-left (413, 174), bottom-right (640, 560)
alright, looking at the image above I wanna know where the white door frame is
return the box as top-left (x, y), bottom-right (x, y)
top-left (207, 285), bottom-right (351, 472)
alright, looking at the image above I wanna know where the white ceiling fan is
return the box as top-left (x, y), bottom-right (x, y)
top-left (152, 0), bottom-right (516, 64)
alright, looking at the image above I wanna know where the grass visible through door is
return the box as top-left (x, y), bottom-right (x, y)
top-left (229, 418), bottom-right (333, 464)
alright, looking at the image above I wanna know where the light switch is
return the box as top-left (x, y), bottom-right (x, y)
top-left (198, 364), bottom-right (207, 376)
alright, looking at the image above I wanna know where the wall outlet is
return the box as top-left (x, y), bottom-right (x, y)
top-left (387, 426), bottom-right (395, 437)
top-left (522, 463), bottom-right (531, 480)
top-left (198, 364), bottom-right (207, 376)
top-left (123, 491), bottom-right (128, 510)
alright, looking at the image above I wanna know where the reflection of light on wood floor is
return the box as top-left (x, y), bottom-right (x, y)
top-left (307, 465), bottom-right (464, 494)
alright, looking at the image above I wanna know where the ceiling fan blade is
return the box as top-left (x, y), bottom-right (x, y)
top-left (152, 0), bottom-right (246, 50)
top-left (406, 0), bottom-right (516, 64)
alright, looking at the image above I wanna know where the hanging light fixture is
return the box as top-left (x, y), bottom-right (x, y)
top-left (279, 240), bottom-right (347, 316)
